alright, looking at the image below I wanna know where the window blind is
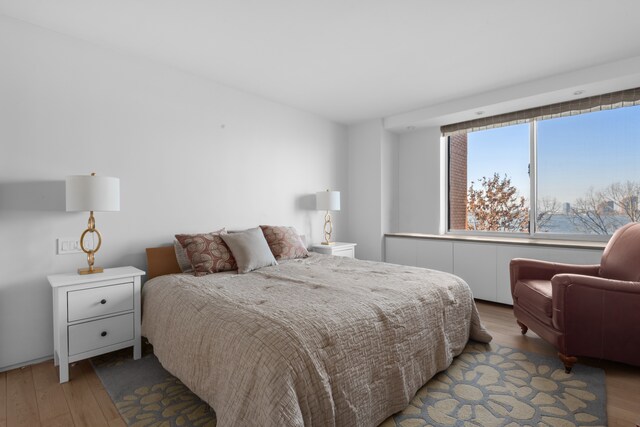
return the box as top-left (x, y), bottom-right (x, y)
top-left (440, 87), bottom-right (640, 136)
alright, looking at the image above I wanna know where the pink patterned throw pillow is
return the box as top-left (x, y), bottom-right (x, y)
top-left (260, 225), bottom-right (309, 260)
top-left (175, 229), bottom-right (237, 275)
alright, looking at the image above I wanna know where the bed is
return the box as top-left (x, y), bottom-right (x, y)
top-left (141, 247), bottom-right (491, 427)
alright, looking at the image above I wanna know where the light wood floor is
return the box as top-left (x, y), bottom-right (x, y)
top-left (476, 301), bottom-right (640, 427)
top-left (1, 301), bottom-right (639, 427)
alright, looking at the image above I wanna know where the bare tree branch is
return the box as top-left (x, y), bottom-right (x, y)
top-left (603, 181), bottom-right (640, 222)
top-left (569, 187), bottom-right (625, 235)
top-left (536, 197), bottom-right (560, 232)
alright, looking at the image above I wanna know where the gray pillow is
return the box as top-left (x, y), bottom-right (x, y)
top-left (221, 227), bottom-right (278, 274)
top-left (174, 240), bottom-right (194, 274)
top-left (231, 228), bottom-right (307, 247)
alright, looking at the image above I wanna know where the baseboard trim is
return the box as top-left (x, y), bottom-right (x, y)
top-left (0, 354), bottom-right (53, 373)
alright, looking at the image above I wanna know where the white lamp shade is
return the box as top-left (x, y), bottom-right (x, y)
top-left (316, 190), bottom-right (340, 211)
top-left (66, 175), bottom-right (120, 212)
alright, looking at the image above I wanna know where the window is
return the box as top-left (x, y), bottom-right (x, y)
top-left (537, 106), bottom-right (640, 235)
top-left (447, 99), bottom-right (640, 238)
top-left (450, 124), bottom-right (530, 233)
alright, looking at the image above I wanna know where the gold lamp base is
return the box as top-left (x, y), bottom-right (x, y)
top-left (78, 266), bottom-right (104, 275)
top-left (78, 209), bottom-right (104, 275)
top-left (322, 211), bottom-right (335, 245)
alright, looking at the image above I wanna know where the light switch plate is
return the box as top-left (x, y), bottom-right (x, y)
top-left (57, 237), bottom-right (82, 254)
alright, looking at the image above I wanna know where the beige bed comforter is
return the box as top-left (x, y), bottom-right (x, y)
top-left (142, 253), bottom-right (491, 427)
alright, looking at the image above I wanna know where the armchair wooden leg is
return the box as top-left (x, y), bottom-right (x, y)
top-left (558, 353), bottom-right (578, 373)
top-left (516, 320), bottom-right (528, 335)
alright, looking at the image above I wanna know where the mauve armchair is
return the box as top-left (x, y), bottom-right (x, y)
top-left (510, 222), bottom-right (640, 372)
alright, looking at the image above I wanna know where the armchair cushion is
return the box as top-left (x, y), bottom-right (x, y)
top-left (510, 258), bottom-right (600, 295)
top-left (513, 279), bottom-right (553, 325)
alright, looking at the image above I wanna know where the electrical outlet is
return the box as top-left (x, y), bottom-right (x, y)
top-left (57, 237), bottom-right (82, 254)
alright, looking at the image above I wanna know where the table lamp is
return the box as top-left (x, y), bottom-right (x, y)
top-left (316, 190), bottom-right (340, 245)
top-left (66, 173), bottom-right (120, 274)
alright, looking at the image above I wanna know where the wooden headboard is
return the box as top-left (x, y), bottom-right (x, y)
top-left (145, 246), bottom-right (181, 280)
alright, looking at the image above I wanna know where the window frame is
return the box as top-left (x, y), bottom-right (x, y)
top-left (445, 117), bottom-right (612, 242)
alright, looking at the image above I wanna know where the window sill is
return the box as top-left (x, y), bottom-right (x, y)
top-left (384, 232), bottom-right (607, 250)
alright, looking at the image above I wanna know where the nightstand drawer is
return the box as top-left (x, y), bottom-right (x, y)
top-left (333, 247), bottom-right (355, 258)
top-left (68, 282), bottom-right (133, 322)
top-left (68, 313), bottom-right (134, 356)
top-left (311, 242), bottom-right (356, 258)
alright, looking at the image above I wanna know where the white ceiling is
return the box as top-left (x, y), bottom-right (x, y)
top-left (2, 0), bottom-right (640, 124)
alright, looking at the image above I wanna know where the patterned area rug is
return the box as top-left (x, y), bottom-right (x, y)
top-left (91, 340), bottom-right (606, 427)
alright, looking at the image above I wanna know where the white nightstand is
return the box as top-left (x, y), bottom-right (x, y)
top-left (47, 266), bottom-right (145, 383)
top-left (311, 242), bottom-right (357, 258)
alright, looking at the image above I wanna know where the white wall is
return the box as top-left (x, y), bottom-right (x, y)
top-left (0, 16), bottom-right (348, 370)
top-left (347, 120), bottom-right (383, 261)
top-left (381, 129), bottom-right (399, 238)
top-left (346, 120), bottom-right (399, 261)
top-left (397, 127), bottom-right (442, 234)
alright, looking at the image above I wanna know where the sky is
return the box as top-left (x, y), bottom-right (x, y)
top-left (467, 104), bottom-right (640, 205)
top-left (467, 123), bottom-right (530, 202)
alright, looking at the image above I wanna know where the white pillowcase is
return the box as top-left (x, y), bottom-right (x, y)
top-left (221, 227), bottom-right (277, 274)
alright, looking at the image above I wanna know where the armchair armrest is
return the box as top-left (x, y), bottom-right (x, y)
top-left (509, 258), bottom-right (600, 295)
top-left (552, 273), bottom-right (640, 293)
top-left (551, 273), bottom-right (640, 333)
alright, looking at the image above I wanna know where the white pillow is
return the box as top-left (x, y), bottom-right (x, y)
top-left (230, 228), bottom-right (307, 248)
top-left (221, 227), bottom-right (278, 274)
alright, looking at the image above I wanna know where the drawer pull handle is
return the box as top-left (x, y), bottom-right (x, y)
top-left (101, 331), bottom-right (107, 337)
top-left (100, 299), bottom-right (107, 305)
